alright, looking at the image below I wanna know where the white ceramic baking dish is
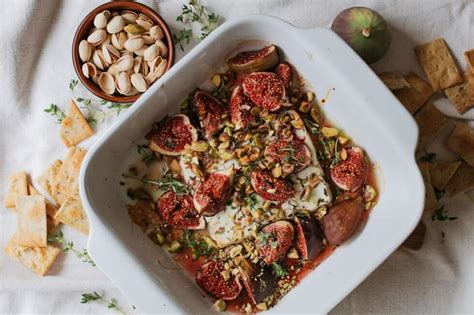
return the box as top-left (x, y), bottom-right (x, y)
top-left (80, 15), bottom-right (425, 314)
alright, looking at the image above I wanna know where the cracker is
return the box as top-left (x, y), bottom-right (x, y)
top-left (446, 122), bottom-right (474, 167)
top-left (415, 38), bottom-right (463, 91)
top-left (60, 100), bottom-right (94, 147)
top-left (443, 73), bottom-right (474, 114)
top-left (38, 160), bottom-right (68, 205)
top-left (445, 163), bottom-right (474, 198)
top-left (378, 72), bottom-right (411, 90)
top-left (4, 235), bottom-right (60, 276)
top-left (28, 184), bottom-right (60, 229)
top-left (418, 162), bottom-right (438, 212)
top-left (55, 197), bottom-right (89, 235)
top-left (465, 49), bottom-right (474, 73)
top-left (414, 103), bottom-right (448, 151)
top-left (4, 172), bottom-right (28, 208)
top-left (429, 161), bottom-right (461, 190)
top-left (14, 195), bottom-right (47, 247)
top-left (394, 72), bottom-right (433, 114)
top-left (402, 220), bottom-right (426, 251)
top-left (53, 147), bottom-right (86, 198)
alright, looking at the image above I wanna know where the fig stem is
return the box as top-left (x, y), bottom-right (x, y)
top-left (362, 27), bottom-right (371, 38)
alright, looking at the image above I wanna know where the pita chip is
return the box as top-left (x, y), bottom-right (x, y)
top-left (53, 147), bottom-right (86, 198)
top-left (418, 162), bottom-right (438, 212)
top-left (446, 122), bottom-right (474, 167)
top-left (415, 103), bottom-right (448, 151)
top-left (394, 72), bottom-right (433, 114)
top-left (55, 197), bottom-right (89, 235)
top-left (429, 161), bottom-right (462, 190)
top-left (378, 72), bottom-right (411, 90)
top-left (4, 172), bottom-right (28, 208)
top-left (14, 195), bottom-right (47, 247)
top-left (445, 163), bottom-right (474, 198)
top-left (60, 100), bottom-right (94, 147)
top-left (4, 235), bottom-right (60, 276)
top-left (415, 38), bottom-right (463, 91)
top-left (443, 73), bottom-right (474, 114)
top-left (28, 184), bottom-right (60, 230)
top-left (38, 160), bottom-right (68, 206)
top-left (465, 49), bottom-right (474, 73)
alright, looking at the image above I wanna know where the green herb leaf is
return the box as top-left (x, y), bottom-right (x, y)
top-left (182, 229), bottom-right (215, 258)
top-left (431, 206), bottom-right (457, 221)
top-left (271, 262), bottom-right (288, 278)
top-left (434, 187), bottom-right (445, 200)
top-left (70, 79), bottom-right (79, 92)
top-left (123, 172), bottom-right (189, 195)
top-left (48, 231), bottom-right (96, 266)
top-left (81, 291), bottom-right (126, 315)
top-left (303, 118), bottom-right (320, 135)
top-left (137, 145), bottom-right (157, 165)
top-left (44, 104), bottom-right (66, 124)
top-left (419, 152), bottom-right (437, 163)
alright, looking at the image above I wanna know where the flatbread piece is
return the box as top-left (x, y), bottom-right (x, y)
top-left (53, 147), bottom-right (86, 198)
top-left (55, 197), bottom-right (89, 235)
top-left (465, 49), bottom-right (474, 73)
top-left (443, 74), bottom-right (474, 114)
top-left (60, 100), bottom-right (94, 147)
top-left (445, 163), bottom-right (474, 198)
top-left (38, 160), bottom-right (68, 205)
top-left (378, 72), bottom-right (411, 90)
top-left (14, 195), bottom-right (47, 247)
top-left (415, 38), bottom-right (463, 91)
top-left (415, 103), bottom-right (448, 151)
top-left (28, 184), bottom-right (60, 230)
top-left (446, 122), bottom-right (474, 167)
top-left (429, 161), bottom-right (461, 190)
top-left (394, 72), bottom-right (433, 114)
top-left (4, 172), bottom-right (28, 208)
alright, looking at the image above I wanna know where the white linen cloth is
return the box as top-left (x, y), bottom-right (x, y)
top-left (0, 0), bottom-right (473, 314)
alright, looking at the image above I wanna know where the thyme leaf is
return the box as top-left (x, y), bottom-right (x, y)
top-left (81, 291), bottom-right (126, 315)
top-left (48, 231), bottom-right (95, 266)
top-left (431, 206), bottom-right (457, 221)
top-left (271, 262), bottom-right (288, 278)
top-left (419, 152), bottom-right (437, 163)
top-left (44, 104), bottom-right (66, 124)
top-left (182, 229), bottom-right (215, 258)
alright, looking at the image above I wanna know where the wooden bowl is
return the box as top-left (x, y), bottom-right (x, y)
top-left (72, 1), bottom-right (175, 103)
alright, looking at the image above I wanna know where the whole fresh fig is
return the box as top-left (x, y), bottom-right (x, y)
top-left (331, 7), bottom-right (391, 64)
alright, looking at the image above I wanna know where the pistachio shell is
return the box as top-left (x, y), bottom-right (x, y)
top-left (116, 72), bottom-right (131, 95)
top-left (82, 62), bottom-right (97, 78)
top-left (106, 15), bottom-right (125, 34)
top-left (92, 50), bottom-right (105, 70)
top-left (94, 12), bottom-right (108, 29)
top-left (150, 25), bottom-right (164, 40)
top-left (124, 23), bottom-right (145, 35)
top-left (133, 56), bottom-right (143, 73)
top-left (115, 54), bottom-right (134, 71)
top-left (121, 10), bottom-right (138, 23)
top-left (142, 35), bottom-right (155, 45)
top-left (155, 39), bottom-right (168, 58)
top-left (124, 36), bottom-right (145, 52)
top-left (111, 31), bottom-right (127, 50)
top-left (98, 72), bottom-right (116, 95)
top-left (107, 64), bottom-right (120, 78)
top-left (78, 39), bottom-right (92, 62)
top-left (144, 44), bottom-right (159, 62)
top-left (87, 29), bottom-right (106, 46)
top-left (146, 57), bottom-right (167, 84)
top-left (102, 43), bottom-right (120, 64)
top-left (134, 45), bottom-right (147, 57)
top-left (102, 10), bottom-right (111, 19)
top-left (136, 14), bottom-right (154, 31)
top-left (123, 86), bottom-right (140, 96)
top-left (130, 73), bottom-right (148, 92)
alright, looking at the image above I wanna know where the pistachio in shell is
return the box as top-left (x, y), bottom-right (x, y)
top-left (331, 6), bottom-right (391, 64)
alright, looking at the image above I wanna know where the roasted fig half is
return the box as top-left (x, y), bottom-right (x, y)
top-left (264, 140), bottom-right (311, 172)
top-left (240, 259), bottom-right (276, 304)
top-left (193, 91), bottom-right (226, 139)
top-left (250, 170), bottom-right (294, 202)
top-left (321, 195), bottom-right (365, 245)
top-left (193, 167), bottom-right (233, 216)
top-left (229, 85), bottom-right (254, 130)
top-left (149, 114), bottom-right (198, 156)
top-left (275, 62), bottom-right (293, 90)
top-left (227, 45), bottom-right (279, 73)
top-left (294, 215), bottom-right (324, 260)
top-left (330, 146), bottom-right (366, 192)
top-left (242, 72), bottom-right (285, 112)
top-left (157, 191), bottom-right (204, 229)
top-left (256, 221), bottom-right (294, 265)
top-left (196, 260), bottom-right (243, 300)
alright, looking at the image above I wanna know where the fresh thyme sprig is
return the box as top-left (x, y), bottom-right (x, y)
top-left (174, 0), bottom-right (220, 50)
top-left (303, 118), bottom-right (320, 135)
top-left (182, 229), bottom-right (215, 258)
top-left (271, 262), bottom-right (288, 278)
top-left (81, 291), bottom-right (126, 315)
top-left (44, 104), bottom-right (66, 124)
top-left (137, 145), bottom-right (158, 165)
top-left (431, 206), bottom-right (458, 222)
top-left (123, 172), bottom-right (189, 195)
top-left (48, 231), bottom-right (96, 266)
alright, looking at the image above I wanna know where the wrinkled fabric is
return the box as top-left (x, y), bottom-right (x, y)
top-left (0, 0), bottom-right (473, 314)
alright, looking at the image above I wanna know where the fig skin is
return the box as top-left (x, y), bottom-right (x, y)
top-left (229, 85), bottom-right (254, 130)
top-left (294, 215), bottom-right (324, 260)
top-left (275, 63), bottom-right (293, 89)
top-left (149, 114), bottom-right (198, 156)
top-left (321, 195), bottom-right (365, 245)
top-left (195, 260), bottom-right (243, 300)
top-left (193, 91), bottom-right (226, 139)
top-left (240, 259), bottom-right (275, 304)
top-left (330, 146), bottom-right (366, 192)
top-left (251, 170), bottom-right (294, 202)
top-left (228, 45), bottom-right (280, 73)
top-left (256, 221), bottom-right (295, 265)
top-left (157, 191), bottom-right (202, 229)
top-left (242, 72), bottom-right (286, 112)
top-left (331, 6), bottom-right (391, 64)
top-left (193, 172), bottom-right (232, 216)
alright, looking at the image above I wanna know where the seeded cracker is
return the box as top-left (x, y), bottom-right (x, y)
top-left (4, 172), bottom-right (28, 208)
top-left (418, 162), bottom-right (438, 212)
top-left (28, 184), bottom-right (60, 230)
top-left (4, 234), bottom-right (60, 276)
top-left (465, 49), bottom-right (474, 73)
top-left (446, 122), bottom-right (474, 167)
top-left (443, 74), bottom-right (474, 114)
top-left (38, 160), bottom-right (68, 205)
top-left (14, 195), bottom-right (47, 247)
top-left (445, 163), bottom-right (474, 198)
top-left (394, 72), bottom-right (433, 114)
top-left (429, 161), bottom-right (461, 190)
top-left (414, 103), bottom-right (448, 151)
top-left (378, 72), bottom-right (411, 90)
top-left (415, 38), bottom-right (463, 91)
top-left (53, 147), bottom-right (86, 198)
top-left (60, 100), bottom-right (94, 147)
top-left (55, 197), bottom-right (89, 235)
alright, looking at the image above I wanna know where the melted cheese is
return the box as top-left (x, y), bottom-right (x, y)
top-left (290, 166), bottom-right (332, 211)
